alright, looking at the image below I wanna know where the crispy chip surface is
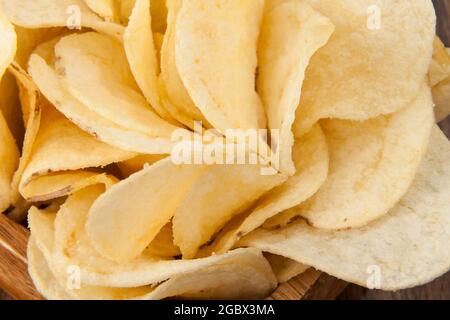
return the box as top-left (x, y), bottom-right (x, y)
top-left (293, 0), bottom-right (436, 135)
top-left (257, 1), bottom-right (333, 174)
top-left (240, 127), bottom-right (450, 290)
top-left (175, 0), bottom-right (266, 131)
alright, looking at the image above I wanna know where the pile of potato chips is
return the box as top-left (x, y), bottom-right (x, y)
top-left (0, 0), bottom-right (449, 300)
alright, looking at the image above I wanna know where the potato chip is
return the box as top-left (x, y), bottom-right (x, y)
top-left (54, 32), bottom-right (178, 137)
top-left (28, 52), bottom-right (182, 154)
top-left (29, 193), bottom-right (275, 295)
top-left (428, 37), bottom-right (450, 122)
top-left (14, 27), bottom-right (63, 69)
top-left (27, 238), bottom-right (73, 300)
top-left (84, 0), bottom-right (118, 22)
top-left (30, 240), bottom-right (155, 300)
top-left (293, 0), bottom-right (436, 136)
top-left (150, 0), bottom-right (167, 33)
top-left (293, 85), bottom-right (433, 230)
top-left (124, 0), bottom-right (178, 124)
top-left (264, 253), bottom-right (309, 283)
top-left (0, 10), bottom-right (15, 77)
top-left (0, 0), bottom-right (124, 39)
top-left (257, 1), bottom-right (333, 174)
top-left (175, 0), bottom-right (266, 131)
top-left (20, 103), bottom-right (134, 189)
top-left (433, 79), bottom-right (450, 122)
top-left (21, 171), bottom-right (117, 203)
top-left (147, 250), bottom-right (276, 300)
top-left (0, 12), bottom-right (18, 212)
top-left (240, 126), bottom-right (450, 290)
top-left (117, 154), bottom-right (167, 178)
top-left (160, 0), bottom-right (209, 129)
top-left (429, 37), bottom-right (450, 87)
top-left (30, 225), bottom-right (274, 300)
top-left (0, 71), bottom-right (22, 143)
top-left (144, 222), bottom-right (180, 259)
top-left (29, 187), bottom-right (153, 300)
top-left (0, 112), bottom-right (19, 212)
top-left (86, 158), bottom-right (208, 262)
top-left (173, 164), bottom-right (286, 259)
top-left (6, 62), bottom-right (41, 220)
top-left (209, 125), bottom-right (328, 254)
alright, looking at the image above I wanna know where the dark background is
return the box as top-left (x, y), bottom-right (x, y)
top-left (1, 0), bottom-right (449, 300)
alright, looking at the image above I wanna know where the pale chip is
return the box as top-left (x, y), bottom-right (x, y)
top-left (173, 164), bottom-right (287, 258)
top-left (0, 0), bottom-right (124, 39)
top-left (293, 0), bottom-right (436, 136)
top-left (295, 85), bottom-right (433, 229)
top-left (240, 127), bottom-right (450, 290)
top-left (257, 0), bottom-right (333, 174)
top-left (86, 159), bottom-right (208, 262)
top-left (175, 0), bottom-right (266, 131)
top-left (210, 124), bottom-right (328, 254)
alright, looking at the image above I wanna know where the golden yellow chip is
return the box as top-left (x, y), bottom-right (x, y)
top-left (84, 0), bottom-right (118, 22)
top-left (173, 164), bottom-right (286, 259)
top-left (86, 159), bottom-right (207, 262)
top-left (28, 53), bottom-right (183, 154)
top-left (0, 0), bottom-right (124, 38)
top-left (160, 0), bottom-right (210, 129)
top-left (175, 0), bottom-right (266, 131)
top-left (124, 0), bottom-right (178, 124)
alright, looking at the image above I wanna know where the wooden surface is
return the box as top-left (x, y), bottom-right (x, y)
top-left (1, 0), bottom-right (449, 301)
top-left (0, 213), bottom-right (43, 300)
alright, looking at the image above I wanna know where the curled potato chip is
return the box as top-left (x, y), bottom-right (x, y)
top-left (86, 158), bottom-right (208, 262)
top-left (144, 222), bottom-right (180, 259)
top-left (21, 171), bottom-right (117, 203)
top-left (14, 27), bottom-right (63, 69)
top-left (240, 127), bottom-right (450, 290)
top-left (30, 229), bottom-right (274, 300)
top-left (117, 154), bottom-right (167, 178)
top-left (0, 12), bottom-right (18, 212)
top-left (147, 249), bottom-right (276, 300)
top-left (124, 0), bottom-right (177, 125)
top-left (428, 38), bottom-right (450, 122)
top-left (433, 79), bottom-right (450, 122)
top-left (0, 71), bottom-right (22, 143)
top-left (27, 238), bottom-right (73, 300)
top-left (54, 32), bottom-right (178, 137)
top-left (293, 0), bottom-right (436, 136)
top-left (429, 37), bottom-right (450, 87)
top-left (28, 52), bottom-right (182, 154)
top-left (173, 164), bottom-right (287, 259)
top-left (0, 112), bottom-right (19, 212)
top-left (257, 1), bottom-right (333, 174)
top-left (6, 62), bottom-right (41, 220)
top-left (0, 10), bottom-right (15, 77)
top-left (0, 0), bottom-right (124, 39)
top-left (210, 125), bottom-right (328, 254)
top-left (29, 193), bottom-right (276, 295)
top-left (175, 0), bottom-right (266, 131)
top-left (265, 253), bottom-right (309, 283)
top-left (150, 0), bottom-right (167, 33)
top-left (20, 103), bottom-right (134, 188)
top-left (84, 0), bottom-right (118, 22)
top-left (294, 85), bottom-right (434, 230)
top-left (160, 0), bottom-right (209, 129)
